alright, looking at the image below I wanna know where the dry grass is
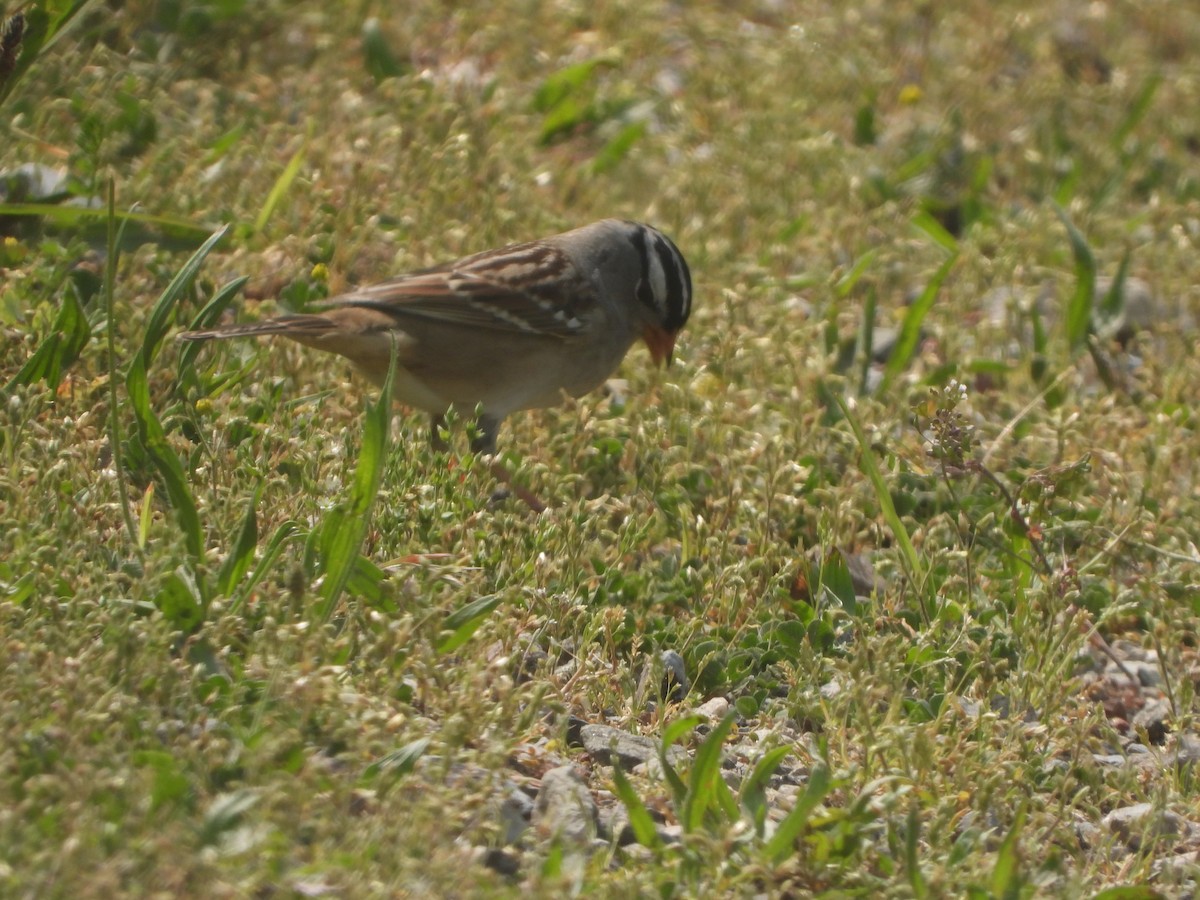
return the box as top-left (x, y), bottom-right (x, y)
top-left (3, 0), bottom-right (1200, 895)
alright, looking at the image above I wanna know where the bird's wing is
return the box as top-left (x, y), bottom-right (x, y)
top-left (329, 242), bottom-right (595, 339)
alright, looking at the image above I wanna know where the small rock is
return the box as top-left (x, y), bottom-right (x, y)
top-left (534, 766), bottom-right (599, 843)
top-left (1134, 663), bottom-right (1162, 689)
top-left (844, 552), bottom-right (884, 598)
top-left (1175, 734), bottom-right (1200, 766)
top-left (1132, 698), bottom-right (1172, 745)
top-left (1102, 802), bottom-right (1183, 850)
top-left (693, 697), bottom-right (730, 720)
top-left (498, 785), bottom-right (534, 845)
top-left (658, 823), bottom-right (684, 844)
top-left (1152, 849), bottom-right (1200, 883)
top-left (1111, 640), bottom-right (1149, 662)
top-left (599, 804), bottom-right (637, 846)
top-left (579, 724), bottom-right (686, 771)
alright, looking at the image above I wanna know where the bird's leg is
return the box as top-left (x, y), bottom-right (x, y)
top-left (471, 413), bottom-right (547, 513)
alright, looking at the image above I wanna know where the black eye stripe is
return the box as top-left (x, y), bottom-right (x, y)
top-left (652, 231), bottom-right (691, 332)
top-left (627, 223), bottom-right (691, 332)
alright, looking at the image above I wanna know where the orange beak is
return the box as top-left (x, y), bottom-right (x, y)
top-left (642, 325), bottom-right (677, 367)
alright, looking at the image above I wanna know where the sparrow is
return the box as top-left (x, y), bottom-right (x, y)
top-left (179, 219), bottom-right (692, 456)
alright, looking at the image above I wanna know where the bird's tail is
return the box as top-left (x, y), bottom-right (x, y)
top-left (177, 315), bottom-right (338, 341)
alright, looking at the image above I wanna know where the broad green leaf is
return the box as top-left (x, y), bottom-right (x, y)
top-left (155, 567), bottom-right (205, 633)
top-left (741, 746), bottom-right (791, 837)
top-left (591, 121), bottom-right (646, 174)
top-left (6, 287), bottom-right (90, 390)
top-left (820, 548), bottom-right (858, 613)
top-left (533, 57), bottom-right (608, 112)
top-left (361, 17), bottom-right (407, 82)
top-left (132, 749), bottom-right (191, 812)
top-left (126, 356), bottom-right (205, 561)
top-left (1088, 888), bottom-right (1165, 900)
top-left (437, 594), bottom-right (502, 654)
top-left (4, 571), bottom-right (36, 606)
top-left (610, 763), bottom-right (661, 850)
top-left (682, 712), bottom-right (736, 832)
top-left (230, 520), bottom-right (304, 613)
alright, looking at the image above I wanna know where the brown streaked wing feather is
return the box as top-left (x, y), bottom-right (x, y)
top-left (178, 314), bottom-right (340, 341)
top-left (328, 242), bottom-right (594, 338)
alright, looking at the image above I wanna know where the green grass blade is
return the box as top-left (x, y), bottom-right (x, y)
top-left (141, 225), bottom-right (230, 367)
top-left (659, 715), bottom-right (703, 809)
top-left (681, 712), bottom-right (735, 832)
top-left (834, 393), bottom-right (928, 621)
top-left (763, 765), bottom-right (832, 864)
top-left (230, 520), bottom-right (304, 613)
top-left (1099, 250), bottom-right (1130, 322)
top-left (990, 804), bottom-right (1027, 900)
top-left (315, 337), bottom-right (396, 621)
top-left (216, 484), bottom-right (262, 597)
top-left (437, 594), bottom-right (502, 654)
top-left (610, 763), bottom-right (662, 850)
top-left (1112, 74), bottom-right (1161, 151)
top-left (905, 803), bottom-right (928, 899)
top-left (126, 356), bottom-right (205, 561)
top-left (103, 178), bottom-right (139, 552)
top-left (879, 251), bottom-right (957, 394)
top-left (741, 746), bottom-right (791, 836)
top-left (0, 202), bottom-right (218, 246)
top-left (834, 249), bottom-right (877, 299)
top-left (254, 140), bottom-right (308, 235)
top-left (6, 286), bottom-right (90, 390)
top-left (1053, 204), bottom-right (1096, 353)
top-left (364, 738), bottom-right (430, 785)
top-left (911, 210), bottom-right (959, 254)
top-left (177, 276), bottom-right (248, 379)
top-left (856, 285), bottom-right (876, 395)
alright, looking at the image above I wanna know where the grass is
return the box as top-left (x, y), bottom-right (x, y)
top-left (3, 0), bottom-right (1200, 896)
